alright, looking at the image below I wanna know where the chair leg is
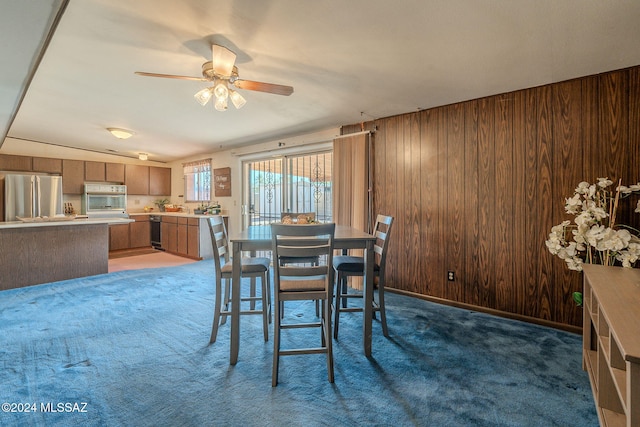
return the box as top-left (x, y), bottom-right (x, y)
top-left (250, 277), bottom-right (256, 310)
top-left (378, 281), bottom-right (389, 337)
top-left (210, 277), bottom-right (223, 344)
top-left (266, 273), bottom-right (272, 324)
top-left (333, 272), bottom-right (342, 339)
top-left (220, 278), bottom-right (231, 325)
top-left (324, 297), bottom-right (334, 383)
top-left (272, 293), bottom-right (281, 387)
top-left (261, 273), bottom-right (269, 342)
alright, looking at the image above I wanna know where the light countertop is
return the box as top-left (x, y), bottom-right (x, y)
top-left (0, 217), bottom-right (134, 230)
top-left (127, 211), bottom-right (228, 219)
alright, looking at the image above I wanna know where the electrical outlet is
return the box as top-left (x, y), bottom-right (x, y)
top-left (447, 271), bottom-right (455, 281)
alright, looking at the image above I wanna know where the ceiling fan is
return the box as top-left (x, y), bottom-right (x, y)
top-left (135, 44), bottom-right (294, 111)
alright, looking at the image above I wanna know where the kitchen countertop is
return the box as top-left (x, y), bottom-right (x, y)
top-left (0, 217), bottom-right (134, 230)
top-left (127, 211), bottom-right (228, 219)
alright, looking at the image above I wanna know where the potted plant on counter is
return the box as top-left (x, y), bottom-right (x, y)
top-left (154, 198), bottom-right (170, 212)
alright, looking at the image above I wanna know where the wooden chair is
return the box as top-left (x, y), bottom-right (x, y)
top-left (333, 215), bottom-right (394, 339)
top-left (207, 216), bottom-right (271, 344)
top-left (271, 223), bottom-right (336, 386)
top-left (278, 212), bottom-right (320, 316)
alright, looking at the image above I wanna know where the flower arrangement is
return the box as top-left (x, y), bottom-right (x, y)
top-left (545, 178), bottom-right (640, 305)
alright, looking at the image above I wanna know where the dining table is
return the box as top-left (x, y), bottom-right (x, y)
top-left (228, 224), bottom-right (376, 364)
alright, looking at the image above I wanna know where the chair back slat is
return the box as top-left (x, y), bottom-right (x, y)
top-left (207, 216), bottom-right (230, 272)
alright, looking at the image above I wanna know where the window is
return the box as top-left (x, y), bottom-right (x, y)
top-left (244, 151), bottom-right (332, 226)
top-left (183, 159), bottom-right (211, 202)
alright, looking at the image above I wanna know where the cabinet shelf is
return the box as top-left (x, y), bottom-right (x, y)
top-left (582, 265), bottom-right (640, 427)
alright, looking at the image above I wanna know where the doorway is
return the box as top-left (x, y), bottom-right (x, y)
top-left (243, 151), bottom-right (333, 227)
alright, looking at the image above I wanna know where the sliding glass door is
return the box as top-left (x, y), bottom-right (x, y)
top-left (243, 151), bottom-right (333, 227)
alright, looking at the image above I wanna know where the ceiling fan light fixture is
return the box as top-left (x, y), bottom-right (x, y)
top-left (213, 80), bottom-right (229, 100)
top-left (229, 89), bottom-right (246, 109)
top-left (107, 128), bottom-right (134, 139)
top-left (194, 87), bottom-right (213, 106)
top-left (214, 96), bottom-right (228, 111)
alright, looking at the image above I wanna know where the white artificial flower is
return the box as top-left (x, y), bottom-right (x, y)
top-left (566, 256), bottom-right (583, 271)
top-left (565, 194), bottom-right (582, 214)
top-left (619, 185), bottom-right (632, 194)
top-left (597, 177), bottom-right (613, 188)
top-left (584, 225), bottom-right (606, 248)
top-left (575, 181), bottom-right (590, 194)
top-left (548, 178), bottom-right (640, 273)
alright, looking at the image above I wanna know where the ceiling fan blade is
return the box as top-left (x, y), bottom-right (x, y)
top-left (134, 71), bottom-right (207, 82)
top-left (234, 79), bottom-right (294, 96)
top-left (211, 44), bottom-right (236, 77)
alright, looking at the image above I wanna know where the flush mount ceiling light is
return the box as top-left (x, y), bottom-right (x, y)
top-left (107, 128), bottom-right (134, 139)
top-left (135, 43), bottom-right (293, 112)
top-left (138, 153), bottom-right (148, 161)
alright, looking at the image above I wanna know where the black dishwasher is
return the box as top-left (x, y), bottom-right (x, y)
top-left (150, 215), bottom-right (162, 249)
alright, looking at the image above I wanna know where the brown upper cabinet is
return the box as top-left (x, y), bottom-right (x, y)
top-left (85, 161), bottom-right (106, 182)
top-left (32, 157), bottom-right (63, 174)
top-left (105, 162), bottom-right (125, 183)
top-left (62, 159), bottom-right (85, 194)
top-left (1, 153), bottom-right (169, 195)
top-left (149, 166), bottom-right (171, 196)
top-left (0, 154), bottom-right (32, 171)
top-left (125, 164), bottom-right (150, 195)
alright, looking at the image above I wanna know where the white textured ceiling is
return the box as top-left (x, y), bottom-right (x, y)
top-left (2, 0), bottom-right (640, 163)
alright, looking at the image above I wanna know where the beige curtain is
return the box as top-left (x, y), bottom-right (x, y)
top-left (333, 131), bottom-right (371, 289)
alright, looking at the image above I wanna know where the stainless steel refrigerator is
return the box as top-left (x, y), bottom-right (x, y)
top-left (4, 174), bottom-right (64, 221)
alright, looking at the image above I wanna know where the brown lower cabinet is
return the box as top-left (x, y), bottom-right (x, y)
top-left (130, 215), bottom-right (150, 248)
top-left (109, 224), bottom-right (130, 251)
top-left (163, 215), bottom-right (215, 259)
top-left (109, 215), bottom-right (151, 251)
top-left (160, 216), bottom-right (178, 253)
top-left (109, 214), bottom-right (215, 259)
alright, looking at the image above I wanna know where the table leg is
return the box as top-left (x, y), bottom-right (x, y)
top-left (230, 241), bottom-right (242, 364)
top-left (363, 240), bottom-right (374, 357)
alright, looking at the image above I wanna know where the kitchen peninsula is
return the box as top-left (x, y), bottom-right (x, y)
top-left (0, 217), bottom-right (133, 291)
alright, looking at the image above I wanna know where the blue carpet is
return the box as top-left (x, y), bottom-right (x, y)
top-left (0, 260), bottom-right (597, 426)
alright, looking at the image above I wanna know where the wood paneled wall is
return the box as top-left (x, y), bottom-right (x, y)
top-left (343, 65), bottom-right (640, 328)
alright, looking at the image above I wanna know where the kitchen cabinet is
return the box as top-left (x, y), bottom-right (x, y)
top-left (109, 223), bottom-right (130, 251)
top-left (32, 157), bottom-right (62, 173)
top-left (187, 218), bottom-right (200, 257)
top-left (149, 166), bottom-right (171, 196)
top-left (160, 216), bottom-right (178, 253)
top-left (107, 215), bottom-right (150, 252)
top-left (105, 162), bottom-right (125, 183)
top-left (0, 154), bottom-right (32, 171)
top-left (158, 215), bottom-right (213, 259)
top-left (176, 217), bottom-right (200, 258)
top-left (62, 159), bottom-right (85, 194)
top-left (85, 161), bottom-right (106, 182)
top-left (129, 215), bottom-right (150, 248)
top-left (125, 164), bottom-right (149, 195)
top-left (177, 217), bottom-right (188, 255)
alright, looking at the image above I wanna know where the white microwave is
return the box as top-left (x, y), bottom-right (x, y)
top-left (82, 184), bottom-right (128, 217)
